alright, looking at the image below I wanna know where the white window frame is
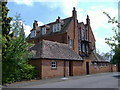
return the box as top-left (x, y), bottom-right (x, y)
top-left (53, 23), bottom-right (61, 32)
top-left (30, 30), bottom-right (36, 38)
top-left (42, 27), bottom-right (46, 35)
top-left (51, 61), bottom-right (57, 69)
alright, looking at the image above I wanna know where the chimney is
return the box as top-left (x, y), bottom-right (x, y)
top-left (33, 20), bottom-right (38, 29)
top-left (86, 15), bottom-right (90, 25)
top-left (72, 7), bottom-right (77, 18)
top-left (56, 16), bottom-right (61, 23)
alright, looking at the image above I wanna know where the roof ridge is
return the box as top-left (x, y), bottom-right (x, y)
top-left (39, 16), bottom-right (72, 27)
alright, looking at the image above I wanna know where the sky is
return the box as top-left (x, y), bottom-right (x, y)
top-left (7, 0), bottom-right (119, 54)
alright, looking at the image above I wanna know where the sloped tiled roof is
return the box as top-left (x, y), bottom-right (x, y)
top-left (88, 52), bottom-right (109, 62)
top-left (28, 17), bottom-right (73, 40)
top-left (30, 40), bottom-right (83, 60)
top-left (94, 53), bottom-right (106, 61)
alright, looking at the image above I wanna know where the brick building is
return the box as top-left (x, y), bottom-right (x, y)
top-left (27, 7), bottom-right (117, 79)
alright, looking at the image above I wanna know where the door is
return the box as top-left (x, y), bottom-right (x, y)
top-left (69, 61), bottom-right (73, 76)
top-left (86, 62), bottom-right (89, 74)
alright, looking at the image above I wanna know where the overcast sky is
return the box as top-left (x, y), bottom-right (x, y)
top-left (7, 0), bottom-right (118, 54)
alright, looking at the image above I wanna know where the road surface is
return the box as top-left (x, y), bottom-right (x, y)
top-left (22, 72), bottom-right (119, 88)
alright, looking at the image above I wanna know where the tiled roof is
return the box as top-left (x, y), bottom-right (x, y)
top-left (28, 17), bottom-right (73, 40)
top-left (95, 53), bottom-right (106, 61)
top-left (88, 52), bottom-right (109, 62)
top-left (30, 40), bottom-right (83, 61)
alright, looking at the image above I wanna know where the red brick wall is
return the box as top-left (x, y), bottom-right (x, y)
top-left (72, 61), bottom-right (85, 76)
top-left (109, 64), bottom-right (117, 72)
top-left (89, 64), bottom-right (111, 74)
top-left (67, 18), bottom-right (79, 54)
top-left (42, 33), bottom-right (67, 44)
top-left (29, 59), bottom-right (42, 79)
top-left (41, 60), bottom-right (69, 79)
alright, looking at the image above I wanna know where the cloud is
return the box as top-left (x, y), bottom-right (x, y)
top-left (23, 24), bottom-right (32, 37)
top-left (38, 21), bottom-right (44, 26)
top-left (10, 0), bottom-right (34, 6)
top-left (95, 36), bottom-right (111, 53)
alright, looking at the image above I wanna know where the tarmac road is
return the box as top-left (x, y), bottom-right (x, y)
top-left (21, 72), bottom-right (119, 88)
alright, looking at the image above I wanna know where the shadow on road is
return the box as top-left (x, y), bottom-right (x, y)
top-left (112, 75), bottom-right (120, 79)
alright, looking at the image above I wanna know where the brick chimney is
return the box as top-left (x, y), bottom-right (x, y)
top-left (72, 7), bottom-right (77, 19)
top-left (86, 15), bottom-right (90, 42)
top-left (86, 15), bottom-right (90, 25)
top-left (56, 16), bottom-right (61, 23)
top-left (33, 20), bottom-right (38, 29)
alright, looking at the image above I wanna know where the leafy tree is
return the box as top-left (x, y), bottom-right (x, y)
top-left (103, 12), bottom-right (120, 71)
top-left (0, 1), bottom-right (2, 86)
top-left (2, 1), bottom-right (37, 84)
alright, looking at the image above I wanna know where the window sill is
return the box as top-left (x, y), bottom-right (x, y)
top-left (51, 68), bottom-right (57, 70)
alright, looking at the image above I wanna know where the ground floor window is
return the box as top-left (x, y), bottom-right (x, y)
top-left (51, 61), bottom-right (57, 69)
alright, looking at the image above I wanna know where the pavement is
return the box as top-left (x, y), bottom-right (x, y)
top-left (2, 72), bottom-right (120, 88)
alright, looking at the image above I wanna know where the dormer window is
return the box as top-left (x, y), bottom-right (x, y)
top-left (42, 27), bottom-right (46, 35)
top-left (30, 30), bottom-right (36, 38)
top-left (81, 29), bottom-right (84, 40)
top-left (53, 23), bottom-right (61, 32)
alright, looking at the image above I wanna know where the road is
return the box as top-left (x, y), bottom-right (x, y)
top-left (22, 72), bottom-right (119, 88)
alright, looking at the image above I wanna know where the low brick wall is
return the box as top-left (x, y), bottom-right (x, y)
top-left (72, 61), bottom-right (85, 76)
top-left (29, 59), bottom-right (117, 80)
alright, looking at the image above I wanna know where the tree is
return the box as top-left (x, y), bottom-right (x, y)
top-left (103, 12), bottom-right (120, 71)
top-left (101, 52), bottom-right (113, 61)
top-left (2, 1), bottom-right (37, 84)
top-left (11, 13), bottom-right (25, 37)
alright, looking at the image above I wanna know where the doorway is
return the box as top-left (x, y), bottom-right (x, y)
top-left (86, 62), bottom-right (89, 74)
top-left (69, 61), bottom-right (73, 76)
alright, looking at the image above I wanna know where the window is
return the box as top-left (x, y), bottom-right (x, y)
top-left (78, 41), bottom-right (81, 51)
top-left (42, 27), bottom-right (46, 35)
top-left (53, 23), bottom-right (61, 32)
top-left (30, 30), bottom-right (36, 38)
top-left (82, 43), bottom-right (85, 52)
top-left (86, 44), bottom-right (89, 52)
top-left (81, 29), bottom-right (84, 40)
top-left (68, 37), bottom-right (73, 49)
top-left (51, 61), bottom-right (57, 69)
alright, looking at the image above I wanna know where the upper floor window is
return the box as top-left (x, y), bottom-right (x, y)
top-left (78, 41), bottom-right (81, 51)
top-left (30, 30), bottom-right (36, 38)
top-left (86, 44), bottom-right (89, 52)
top-left (81, 29), bottom-right (84, 40)
top-left (42, 27), bottom-right (46, 35)
top-left (68, 37), bottom-right (73, 49)
top-left (53, 23), bottom-right (61, 32)
top-left (82, 43), bottom-right (85, 52)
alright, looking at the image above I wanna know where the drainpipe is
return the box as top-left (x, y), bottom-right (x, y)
top-left (64, 60), bottom-right (66, 77)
